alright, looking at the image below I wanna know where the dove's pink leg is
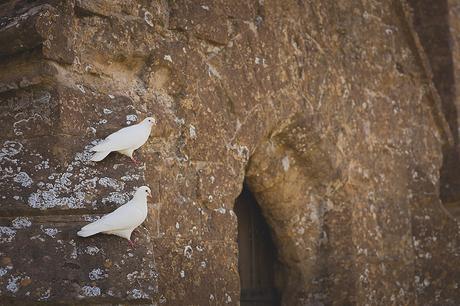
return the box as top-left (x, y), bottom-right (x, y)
top-left (131, 157), bottom-right (140, 166)
top-left (128, 239), bottom-right (135, 248)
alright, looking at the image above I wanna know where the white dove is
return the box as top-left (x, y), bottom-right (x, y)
top-left (77, 186), bottom-right (152, 247)
top-left (90, 117), bottom-right (155, 163)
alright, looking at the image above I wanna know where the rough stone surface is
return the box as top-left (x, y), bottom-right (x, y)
top-left (1, 0), bottom-right (460, 305)
top-left (408, 0), bottom-right (460, 214)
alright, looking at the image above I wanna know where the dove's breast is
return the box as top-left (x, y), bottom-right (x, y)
top-left (130, 204), bottom-right (148, 227)
top-left (130, 127), bottom-right (151, 150)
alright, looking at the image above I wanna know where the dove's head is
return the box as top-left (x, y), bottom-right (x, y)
top-left (136, 186), bottom-right (152, 202)
top-left (142, 117), bottom-right (156, 128)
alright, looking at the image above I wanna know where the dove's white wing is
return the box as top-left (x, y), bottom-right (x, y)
top-left (91, 125), bottom-right (144, 152)
top-left (78, 202), bottom-right (143, 236)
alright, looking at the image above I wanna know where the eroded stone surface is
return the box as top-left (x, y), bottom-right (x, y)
top-left (1, 0), bottom-right (460, 305)
top-left (0, 215), bottom-right (157, 303)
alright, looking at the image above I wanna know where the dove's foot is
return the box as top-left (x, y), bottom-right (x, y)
top-left (128, 239), bottom-right (135, 248)
top-left (131, 157), bottom-right (141, 166)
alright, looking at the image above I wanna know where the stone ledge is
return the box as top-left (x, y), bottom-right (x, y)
top-left (0, 5), bottom-right (54, 57)
top-left (0, 215), bottom-right (157, 303)
top-left (0, 2), bottom-right (74, 63)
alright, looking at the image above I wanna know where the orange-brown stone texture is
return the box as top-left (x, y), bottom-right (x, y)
top-left (1, 0), bottom-right (460, 305)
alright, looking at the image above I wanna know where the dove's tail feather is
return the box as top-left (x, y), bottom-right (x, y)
top-left (90, 151), bottom-right (111, 162)
top-left (77, 220), bottom-right (105, 237)
top-left (77, 229), bottom-right (98, 237)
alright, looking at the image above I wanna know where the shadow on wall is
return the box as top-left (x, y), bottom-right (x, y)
top-left (408, 0), bottom-right (460, 217)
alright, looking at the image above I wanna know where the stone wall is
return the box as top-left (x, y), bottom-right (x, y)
top-left (408, 0), bottom-right (460, 212)
top-left (1, 0), bottom-right (460, 305)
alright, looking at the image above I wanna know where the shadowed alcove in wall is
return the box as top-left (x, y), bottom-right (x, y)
top-left (408, 0), bottom-right (460, 219)
top-left (235, 113), bottom-right (353, 305)
top-left (234, 184), bottom-right (281, 306)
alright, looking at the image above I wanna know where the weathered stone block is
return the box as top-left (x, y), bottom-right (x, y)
top-left (1, 0), bottom-right (460, 305)
top-left (0, 215), bottom-right (157, 303)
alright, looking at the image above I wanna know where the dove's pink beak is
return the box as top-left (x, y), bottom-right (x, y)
top-left (147, 193), bottom-right (153, 202)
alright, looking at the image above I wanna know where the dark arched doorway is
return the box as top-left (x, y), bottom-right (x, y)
top-left (234, 185), bottom-right (281, 306)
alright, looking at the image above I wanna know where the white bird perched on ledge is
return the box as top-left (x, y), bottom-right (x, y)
top-left (89, 117), bottom-right (155, 164)
top-left (77, 186), bottom-right (152, 247)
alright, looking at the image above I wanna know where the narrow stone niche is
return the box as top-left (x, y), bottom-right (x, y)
top-left (408, 0), bottom-right (460, 219)
top-left (234, 185), bottom-right (281, 306)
